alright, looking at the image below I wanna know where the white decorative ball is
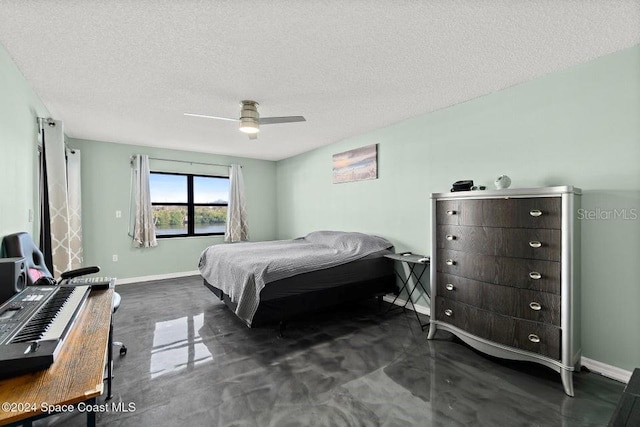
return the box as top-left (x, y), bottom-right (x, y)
top-left (494, 175), bottom-right (512, 189)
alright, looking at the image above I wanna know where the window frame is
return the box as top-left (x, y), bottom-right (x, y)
top-left (150, 171), bottom-right (229, 238)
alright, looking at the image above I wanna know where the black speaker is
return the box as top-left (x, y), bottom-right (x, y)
top-left (0, 257), bottom-right (26, 305)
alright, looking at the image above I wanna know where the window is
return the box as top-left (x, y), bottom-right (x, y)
top-left (149, 172), bottom-right (229, 237)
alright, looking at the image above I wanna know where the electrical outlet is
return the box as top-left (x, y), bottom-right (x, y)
top-left (28, 209), bottom-right (33, 223)
top-left (112, 254), bottom-right (118, 262)
top-left (115, 210), bottom-right (122, 218)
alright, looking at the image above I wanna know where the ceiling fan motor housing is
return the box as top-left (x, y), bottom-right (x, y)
top-left (239, 100), bottom-right (259, 133)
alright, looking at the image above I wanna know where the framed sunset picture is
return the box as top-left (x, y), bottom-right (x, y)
top-left (332, 144), bottom-right (378, 184)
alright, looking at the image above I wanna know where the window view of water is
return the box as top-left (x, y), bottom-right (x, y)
top-left (149, 172), bottom-right (229, 237)
top-left (155, 223), bottom-right (225, 236)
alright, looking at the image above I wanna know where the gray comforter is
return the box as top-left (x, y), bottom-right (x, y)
top-left (198, 230), bottom-right (394, 326)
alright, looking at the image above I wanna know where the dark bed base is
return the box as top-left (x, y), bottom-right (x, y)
top-left (203, 275), bottom-right (396, 328)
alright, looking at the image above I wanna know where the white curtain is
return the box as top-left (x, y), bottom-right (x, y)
top-left (66, 149), bottom-right (83, 269)
top-left (224, 164), bottom-right (249, 242)
top-left (39, 118), bottom-right (72, 276)
top-left (132, 154), bottom-right (158, 248)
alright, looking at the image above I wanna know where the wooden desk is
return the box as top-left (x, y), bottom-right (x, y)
top-left (0, 288), bottom-right (114, 427)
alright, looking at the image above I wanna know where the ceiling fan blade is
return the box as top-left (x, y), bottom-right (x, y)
top-left (248, 133), bottom-right (258, 140)
top-left (259, 116), bottom-right (306, 125)
top-left (184, 113), bottom-right (238, 122)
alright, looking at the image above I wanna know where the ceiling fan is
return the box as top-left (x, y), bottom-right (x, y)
top-left (184, 100), bottom-right (306, 140)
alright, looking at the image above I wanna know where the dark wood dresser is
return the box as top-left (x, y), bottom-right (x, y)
top-left (428, 186), bottom-right (581, 396)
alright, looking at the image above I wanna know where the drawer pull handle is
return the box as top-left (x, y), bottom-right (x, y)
top-left (529, 271), bottom-right (542, 280)
top-left (529, 241), bottom-right (542, 248)
top-left (445, 283), bottom-right (454, 291)
top-left (446, 235), bottom-right (456, 241)
top-left (446, 210), bottom-right (457, 216)
top-left (529, 209), bottom-right (543, 217)
top-left (529, 302), bottom-right (542, 311)
top-left (446, 259), bottom-right (455, 266)
top-left (444, 309), bottom-right (453, 317)
top-left (528, 334), bottom-right (541, 343)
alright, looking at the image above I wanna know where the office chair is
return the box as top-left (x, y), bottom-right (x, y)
top-left (1, 232), bottom-right (127, 356)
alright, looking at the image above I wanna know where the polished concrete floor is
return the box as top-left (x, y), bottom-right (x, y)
top-left (36, 276), bottom-right (624, 426)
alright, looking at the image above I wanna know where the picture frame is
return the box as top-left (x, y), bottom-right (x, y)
top-left (332, 144), bottom-right (378, 184)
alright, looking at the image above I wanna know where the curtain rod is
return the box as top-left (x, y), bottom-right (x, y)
top-left (130, 156), bottom-right (241, 168)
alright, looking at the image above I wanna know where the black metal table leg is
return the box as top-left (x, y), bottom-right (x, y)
top-left (403, 265), bottom-right (429, 329)
top-left (106, 315), bottom-right (113, 400)
top-left (386, 263), bottom-right (416, 312)
top-left (384, 254), bottom-right (431, 330)
top-left (87, 397), bottom-right (97, 427)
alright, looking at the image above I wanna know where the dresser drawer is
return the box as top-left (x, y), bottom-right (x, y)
top-left (436, 197), bottom-right (561, 229)
top-left (435, 297), bottom-right (561, 360)
top-left (436, 199), bottom-right (482, 225)
top-left (437, 225), bottom-right (561, 261)
top-left (437, 273), bottom-right (561, 326)
top-left (437, 249), bottom-right (561, 294)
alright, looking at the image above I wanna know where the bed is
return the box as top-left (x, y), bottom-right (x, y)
top-left (198, 230), bottom-right (396, 327)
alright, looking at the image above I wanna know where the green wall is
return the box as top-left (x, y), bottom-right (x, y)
top-left (67, 138), bottom-right (278, 280)
top-left (0, 44), bottom-right (49, 239)
top-left (276, 45), bottom-right (640, 372)
top-left (2, 38), bottom-right (639, 373)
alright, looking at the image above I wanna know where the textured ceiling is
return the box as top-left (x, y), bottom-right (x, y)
top-left (0, 1), bottom-right (638, 161)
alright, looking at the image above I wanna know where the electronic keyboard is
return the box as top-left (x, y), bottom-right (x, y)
top-left (0, 285), bottom-right (91, 378)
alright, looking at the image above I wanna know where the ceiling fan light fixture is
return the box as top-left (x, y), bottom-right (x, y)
top-left (239, 100), bottom-right (260, 134)
top-left (239, 118), bottom-right (259, 134)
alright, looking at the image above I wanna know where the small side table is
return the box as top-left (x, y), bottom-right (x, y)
top-left (384, 253), bottom-right (430, 330)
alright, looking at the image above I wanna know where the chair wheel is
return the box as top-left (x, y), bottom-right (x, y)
top-left (119, 346), bottom-right (127, 356)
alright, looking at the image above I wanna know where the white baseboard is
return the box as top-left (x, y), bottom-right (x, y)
top-left (115, 270), bottom-right (200, 285)
top-left (383, 294), bottom-right (431, 317)
top-left (581, 357), bottom-right (633, 384)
